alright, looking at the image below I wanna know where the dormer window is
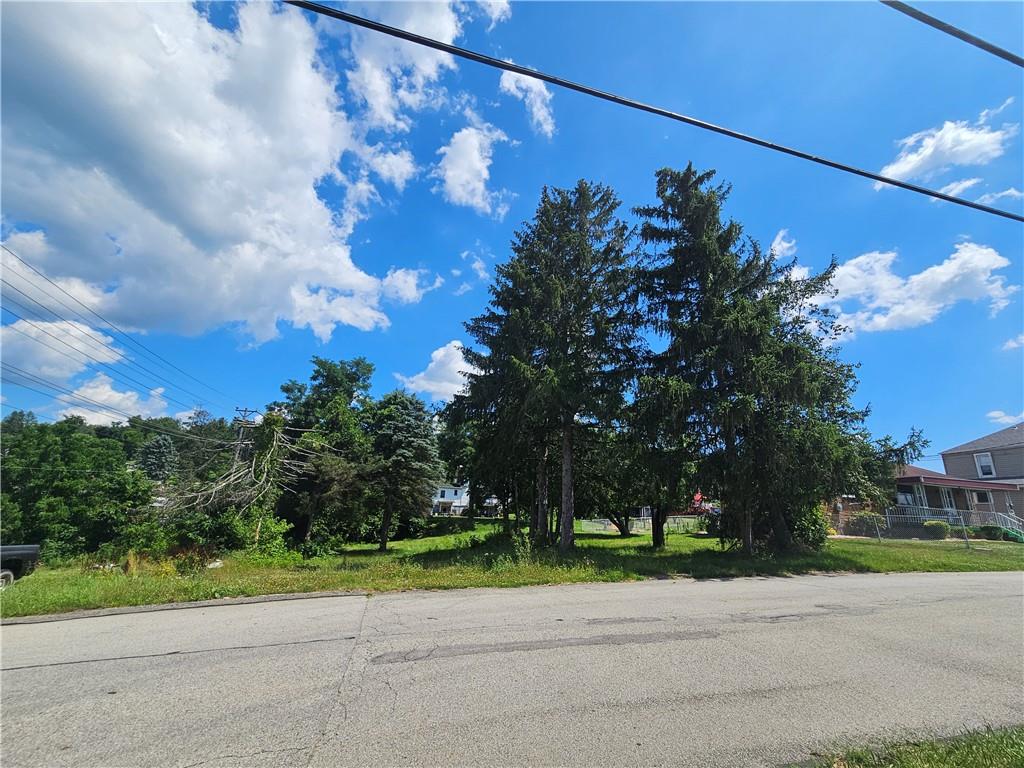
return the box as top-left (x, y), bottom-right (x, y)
top-left (974, 452), bottom-right (995, 478)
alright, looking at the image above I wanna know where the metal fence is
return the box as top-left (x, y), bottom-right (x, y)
top-left (580, 515), bottom-right (702, 535)
top-left (830, 504), bottom-right (1023, 546)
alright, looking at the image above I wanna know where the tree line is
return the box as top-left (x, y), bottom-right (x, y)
top-left (0, 163), bottom-right (920, 561)
top-left (1, 374), bottom-right (444, 559)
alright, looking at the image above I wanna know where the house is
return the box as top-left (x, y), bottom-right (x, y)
top-left (940, 423), bottom-right (1024, 516)
top-left (895, 464), bottom-right (1021, 526)
top-left (432, 483), bottom-right (470, 516)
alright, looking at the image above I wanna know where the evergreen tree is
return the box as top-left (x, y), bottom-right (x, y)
top-left (636, 165), bottom-right (860, 553)
top-left (137, 434), bottom-right (178, 482)
top-left (364, 391), bottom-right (444, 551)
top-left (465, 180), bottom-right (640, 551)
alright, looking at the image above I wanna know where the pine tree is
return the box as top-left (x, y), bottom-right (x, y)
top-left (137, 434), bottom-right (178, 483)
top-left (365, 391), bottom-right (444, 551)
top-left (465, 181), bottom-right (640, 551)
top-left (635, 165), bottom-right (859, 553)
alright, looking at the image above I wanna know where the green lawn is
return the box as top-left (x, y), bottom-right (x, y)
top-left (807, 727), bottom-right (1024, 768)
top-left (2, 522), bottom-right (1021, 618)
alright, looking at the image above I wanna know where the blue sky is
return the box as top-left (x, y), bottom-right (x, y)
top-left (1, 1), bottom-right (1022, 469)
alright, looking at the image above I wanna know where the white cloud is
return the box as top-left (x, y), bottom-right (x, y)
top-left (978, 97), bottom-right (1015, 125)
top-left (1003, 334), bottom-right (1024, 351)
top-left (57, 373), bottom-right (167, 425)
top-left (770, 229), bottom-right (797, 259)
top-left (381, 268), bottom-right (443, 304)
top-left (976, 187), bottom-right (1023, 206)
top-left (479, 1), bottom-right (512, 31)
top-left (453, 282), bottom-right (472, 296)
top-left (395, 340), bottom-right (477, 402)
top-left (935, 178), bottom-right (982, 199)
top-left (499, 67), bottom-right (555, 138)
top-left (345, 2), bottom-right (463, 132)
top-left (821, 241), bottom-right (1018, 335)
top-left (987, 409), bottom-right (1024, 426)
top-left (0, 2), bottom-right (444, 346)
top-left (875, 101), bottom-right (1018, 189)
top-left (432, 116), bottom-right (511, 217)
top-left (364, 145), bottom-right (417, 191)
top-left (450, 268), bottom-right (462, 277)
top-left (0, 320), bottom-right (122, 382)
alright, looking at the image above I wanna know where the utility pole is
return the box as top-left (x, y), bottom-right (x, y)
top-left (232, 407), bottom-right (260, 470)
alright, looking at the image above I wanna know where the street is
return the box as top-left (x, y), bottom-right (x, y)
top-left (2, 572), bottom-right (1022, 767)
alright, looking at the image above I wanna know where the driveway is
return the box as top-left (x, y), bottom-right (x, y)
top-left (2, 572), bottom-right (1022, 767)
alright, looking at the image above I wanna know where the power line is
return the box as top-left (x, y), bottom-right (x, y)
top-left (881, 1), bottom-right (1024, 68)
top-left (1, 275), bottom-right (217, 407)
top-left (0, 244), bottom-right (237, 404)
top-left (0, 367), bottom-right (241, 444)
top-left (285, 0), bottom-right (1024, 224)
top-left (1, 305), bottom-right (199, 413)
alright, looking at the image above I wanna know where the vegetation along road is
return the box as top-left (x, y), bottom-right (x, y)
top-left (3, 521), bottom-right (1023, 618)
top-left (2, 572), bottom-right (1021, 767)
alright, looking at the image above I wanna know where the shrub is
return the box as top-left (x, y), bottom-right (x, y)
top-left (791, 506), bottom-right (830, 549)
top-left (922, 520), bottom-right (950, 539)
top-left (979, 524), bottom-right (1006, 541)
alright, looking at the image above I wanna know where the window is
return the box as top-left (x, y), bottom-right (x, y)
top-left (975, 491), bottom-right (991, 504)
top-left (440, 489), bottom-right (446, 498)
top-left (974, 452), bottom-right (995, 477)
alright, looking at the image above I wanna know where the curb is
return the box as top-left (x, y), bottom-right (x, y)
top-left (1, 589), bottom-right (369, 625)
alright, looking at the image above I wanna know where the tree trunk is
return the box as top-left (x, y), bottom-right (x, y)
top-left (304, 504), bottom-right (317, 543)
top-left (742, 504), bottom-right (754, 555)
top-left (770, 504), bottom-right (794, 551)
top-left (559, 418), bottom-right (575, 553)
top-left (610, 513), bottom-right (630, 536)
top-left (652, 505), bottom-right (666, 549)
top-left (534, 447), bottom-right (549, 546)
top-left (378, 496), bottom-right (393, 552)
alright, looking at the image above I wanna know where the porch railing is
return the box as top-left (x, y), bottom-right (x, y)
top-left (887, 505), bottom-right (1023, 536)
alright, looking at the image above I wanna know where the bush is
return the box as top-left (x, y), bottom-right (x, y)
top-left (922, 520), bottom-right (950, 539)
top-left (979, 524), bottom-right (1006, 541)
top-left (790, 506), bottom-right (830, 549)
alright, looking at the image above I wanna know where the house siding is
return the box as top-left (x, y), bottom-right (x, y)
top-left (942, 447), bottom-right (1024, 483)
top-left (942, 445), bottom-right (1024, 517)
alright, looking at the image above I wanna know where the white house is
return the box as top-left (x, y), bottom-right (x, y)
top-left (432, 483), bottom-right (470, 515)
top-left (431, 483), bottom-right (503, 516)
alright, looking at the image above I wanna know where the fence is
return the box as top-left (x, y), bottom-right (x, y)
top-left (579, 515), bottom-right (703, 535)
top-left (832, 504), bottom-right (1024, 546)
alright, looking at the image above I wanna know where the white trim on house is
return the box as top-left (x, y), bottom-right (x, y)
top-left (974, 452), bottom-right (996, 478)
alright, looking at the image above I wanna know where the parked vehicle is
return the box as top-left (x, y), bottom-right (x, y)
top-left (0, 545), bottom-right (40, 588)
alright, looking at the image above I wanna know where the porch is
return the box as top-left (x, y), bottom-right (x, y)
top-left (894, 470), bottom-right (1023, 537)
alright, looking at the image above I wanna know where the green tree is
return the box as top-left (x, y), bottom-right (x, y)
top-left (636, 165), bottom-right (861, 553)
top-left (268, 357), bottom-right (374, 546)
top-left (465, 181), bottom-right (640, 551)
top-left (137, 434), bottom-right (178, 482)
top-left (0, 413), bottom-right (153, 557)
top-left (365, 391), bottom-right (444, 551)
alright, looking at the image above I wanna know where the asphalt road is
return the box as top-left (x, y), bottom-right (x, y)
top-left (2, 572), bottom-right (1022, 767)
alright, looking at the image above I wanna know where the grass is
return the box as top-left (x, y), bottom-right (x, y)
top-left (807, 726), bottom-right (1024, 767)
top-left (2, 522), bottom-right (1021, 618)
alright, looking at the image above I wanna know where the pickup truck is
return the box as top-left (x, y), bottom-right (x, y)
top-left (1, 544), bottom-right (40, 588)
